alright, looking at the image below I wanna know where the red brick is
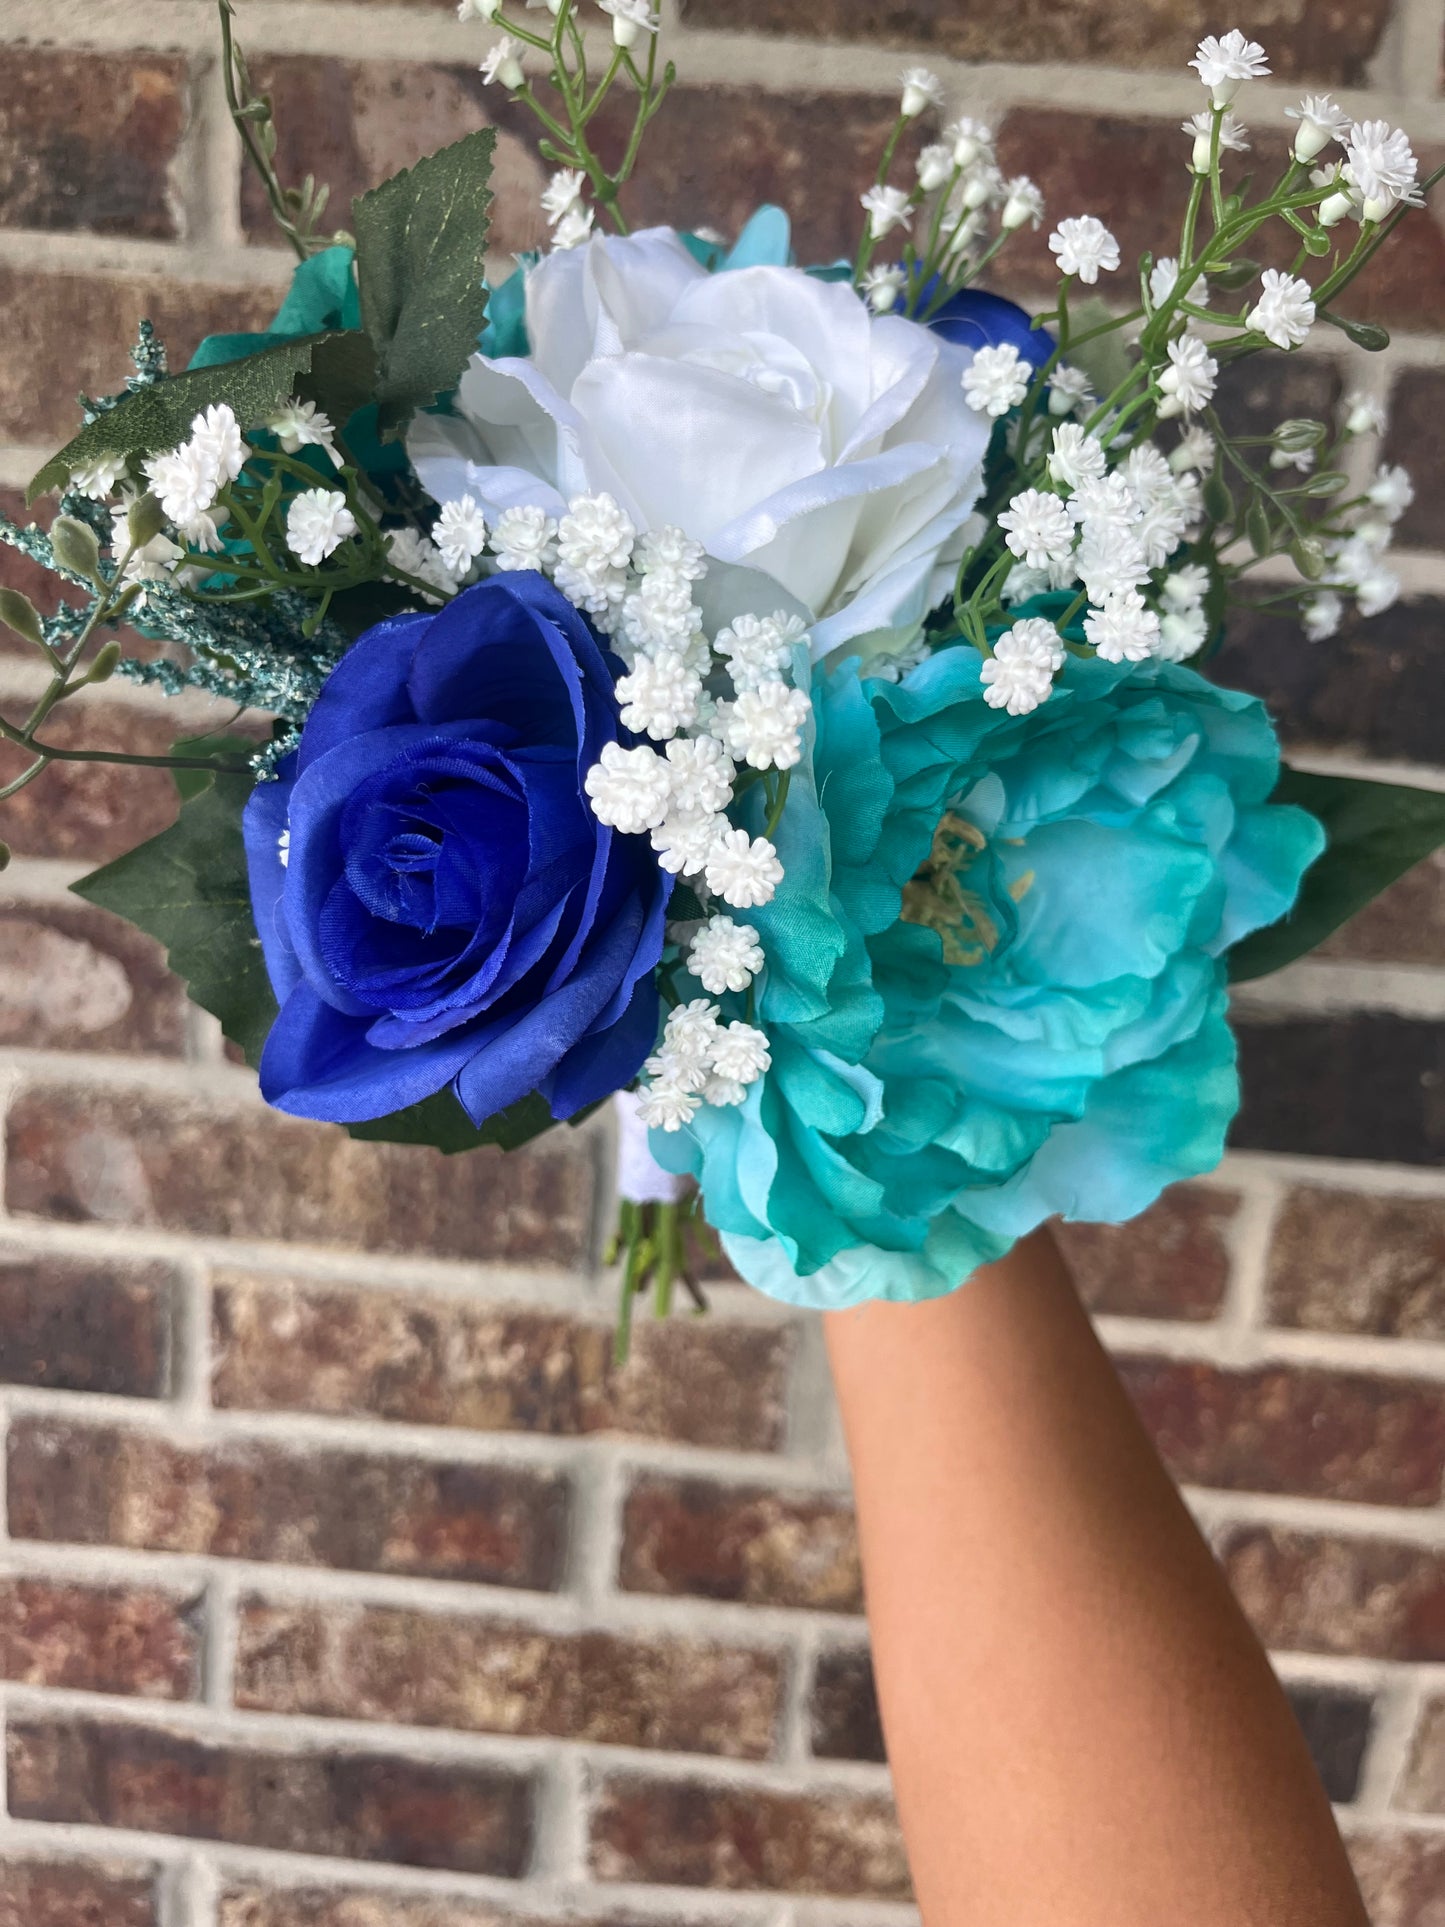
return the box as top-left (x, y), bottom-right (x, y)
top-left (809, 1645), bottom-right (885, 1763)
top-left (0, 1856), bottom-right (158, 1927)
top-left (0, 51), bottom-right (190, 239)
top-left (0, 266), bottom-right (279, 448)
top-left (235, 1600), bottom-right (782, 1759)
top-left (5, 1084), bottom-right (596, 1267)
top-left (0, 1576), bottom-right (199, 1699)
top-left (1216, 601), bottom-right (1445, 769)
top-left (678, 0), bottom-right (1391, 85)
top-left (1399, 1696), bottom-right (1445, 1815)
top-left (1221, 1526), bottom-right (1445, 1663)
top-left (589, 1774), bottom-right (909, 1897)
top-left (619, 1475), bottom-right (861, 1612)
top-left (1383, 367), bottom-right (1445, 551)
top-left (0, 700), bottom-right (184, 864)
top-left (6, 1715), bottom-right (534, 1875)
top-left (1347, 1829), bottom-right (1445, 1927)
top-left (0, 900), bottom-right (187, 1055)
top-left (1056, 1186), bottom-right (1235, 1321)
top-left (992, 111), bottom-right (1445, 332)
top-left (212, 1273), bottom-right (790, 1451)
top-left (0, 1251), bottom-right (171, 1395)
top-left (0, 488), bottom-right (77, 632)
top-left (1284, 1684), bottom-right (1374, 1804)
top-left (1265, 1189), bottom-right (1445, 1342)
top-left (1233, 1015), bottom-right (1445, 1168)
top-left (8, 1418), bottom-right (569, 1589)
top-left (1118, 1356), bottom-right (1445, 1507)
top-left (245, 58), bottom-right (904, 267)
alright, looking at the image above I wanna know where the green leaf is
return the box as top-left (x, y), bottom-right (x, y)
top-left (72, 746), bottom-right (279, 1066)
top-left (1229, 767), bottom-right (1445, 982)
top-left (667, 881), bottom-right (707, 924)
top-left (1318, 310), bottom-right (1390, 352)
top-left (352, 127), bottom-right (495, 442)
top-left (0, 587), bottom-right (44, 647)
top-left (346, 1088), bottom-right (560, 1156)
top-left (1207, 257), bottom-right (1261, 291)
top-left (28, 330), bottom-right (372, 503)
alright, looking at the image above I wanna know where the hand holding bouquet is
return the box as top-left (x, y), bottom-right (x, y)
top-left (5, 6), bottom-right (1444, 1346)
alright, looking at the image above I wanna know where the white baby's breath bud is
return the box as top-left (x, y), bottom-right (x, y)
top-left (705, 828), bottom-right (783, 910)
top-left (1345, 120), bottom-right (1420, 218)
top-left (861, 264), bottom-right (906, 315)
top-left (480, 33), bottom-right (526, 88)
top-left (636, 526), bottom-right (707, 580)
top-left (615, 649), bottom-right (703, 740)
top-left (665, 998), bottom-right (724, 1062)
top-left (551, 203), bottom-right (595, 251)
top-left (962, 342), bottom-right (1030, 418)
top-left (598, 0), bottom-right (658, 45)
top-left (1286, 94), bottom-right (1350, 164)
top-left (457, 0), bottom-right (503, 18)
top-left (1182, 108), bottom-right (1250, 174)
top-left (1170, 426), bottom-right (1215, 474)
top-left (69, 454), bottom-right (129, 499)
top-left (491, 504), bottom-right (557, 573)
top-left (1302, 590), bottom-right (1344, 641)
top-left (1048, 214), bottom-right (1120, 284)
top-left (1343, 391), bottom-right (1387, 438)
top-left (717, 612), bottom-right (794, 691)
top-left (980, 617), bottom-right (1064, 716)
top-left (1368, 463), bottom-right (1414, 522)
top-left (1245, 269), bottom-right (1316, 350)
top-left (651, 810), bottom-right (724, 878)
top-left (1047, 364), bottom-right (1094, 417)
top-left (916, 143), bottom-right (954, 193)
top-left (998, 488), bottom-right (1076, 569)
top-left (189, 404), bottom-right (248, 487)
top-left (860, 184), bottom-right (913, 239)
top-left (900, 66), bottom-right (945, 118)
top-left (1084, 589), bottom-right (1161, 664)
top-left (1046, 423), bottom-right (1107, 491)
top-left (385, 527), bottom-right (456, 601)
top-left (1000, 176), bottom-right (1045, 232)
top-left (541, 168), bottom-right (587, 224)
top-left (434, 495), bottom-right (488, 577)
top-left (687, 916), bottom-right (765, 997)
top-left (665, 735), bottom-right (735, 817)
top-left (1190, 30), bottom-right (1269, 107)
top-left (285, 488), bottom-right (356, 567)
top-left (716, 681), bottom-right (811, 772)
top-left (584, 740), bottom-right (672, 834)
top-left (635, 1079), bottom-right (702, 1132)
top-left (1157, 603), bottom-right (1209, 662)
top-left (944, 117), bottom-right (993, 169)
top-left (1162, 563), bottom-right (1209, 612)
top-left (1156, 331), bottom-right (1218, 419)
top-left (268, 398), bottom-right (337, 461)
top-left (710, 1020), bottom-right (771, 1085)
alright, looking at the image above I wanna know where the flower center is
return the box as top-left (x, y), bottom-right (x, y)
top-left (901, 812), bottom-right (1034, 968)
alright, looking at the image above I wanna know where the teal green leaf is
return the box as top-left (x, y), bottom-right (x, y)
top-left (28, 331), bottom-right (372, 503)
top-left (71, 749), bottom-right (279, 1066)
top-left (1229, 766), bottom-right (1445, 981)
top-left (352, 127), bottom-right (495, 441)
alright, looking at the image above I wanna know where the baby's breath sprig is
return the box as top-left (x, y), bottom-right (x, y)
top-left (464, 0), bottom-right (674, 243)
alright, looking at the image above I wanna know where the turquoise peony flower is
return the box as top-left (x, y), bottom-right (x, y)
top-left (651, 636), bottom-right (1324, 1310)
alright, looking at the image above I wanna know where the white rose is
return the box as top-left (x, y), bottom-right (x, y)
top-left (407, 228), bottom-right (991, 659)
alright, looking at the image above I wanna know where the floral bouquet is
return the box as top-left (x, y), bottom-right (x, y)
top-left (6, 5), bottom-right (1445, 1343)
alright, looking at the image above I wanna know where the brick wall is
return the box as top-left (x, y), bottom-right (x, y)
top-left (2, 1), bottom-right (1445, 1921)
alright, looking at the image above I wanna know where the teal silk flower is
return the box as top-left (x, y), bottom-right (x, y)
top-left (650, 638), bottom-right (1324, 1309)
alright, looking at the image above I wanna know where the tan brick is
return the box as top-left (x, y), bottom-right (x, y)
top-left (212, 1273), bottom-right (791, 1450)
top-left (235, 1600), bottom-right (783, 1758)
top-left (1120, 1356), bottom-right (1445, 1506)
top-left (1221, 1526), bottom-right (1445, 1662)
top-left (0, 701), bottom-right (184, 864)
top-left (590, 1773), bottom-right (910, 1897)
top-left (1319, 852), bottom-right (1445, 969)
top-left (6, 1715), bottom-right (534, 1875)
top-left (619, 1475), bottom-right (862, 1612)
top-left (1056, 1186), bottom-right (1236, 1321)
top-left (0, 50), bottom-right (190, 239)
top-left (1266, 1188), bottom-right (1445, 1341)
top-left (0, 1577), bottom-right (200, 1700)
top-left (8, 1418), bottom-right (569, 1589)
top-left (1347, 1829), bottom-right (1445, 1927)
top-left (0, 901), bottom-right (187, 1055)
top-left (6, 1084), bottom-right (596, 1267)
top-left (1399, 1697), bottom-right (1445, 1816)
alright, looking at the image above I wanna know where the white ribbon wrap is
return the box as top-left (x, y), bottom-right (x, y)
top-left (613, 1088), bottom-right (687, 1204)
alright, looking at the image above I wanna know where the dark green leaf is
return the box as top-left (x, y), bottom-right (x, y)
top-left (72, 746), bottom-right (279, 1066)
top-left (1318, 310), bottom-right (1390, 352)
top-left (352, 127), bottom-right (495, 442)
top-left (667, 881), bottom-right (707, 924)
top-left (28, 330), bottom-right (371, 503)
top-left (346, 1088), bottom-right (558, 1156)
top-left (1229, 767), bottom-right (1445, 981)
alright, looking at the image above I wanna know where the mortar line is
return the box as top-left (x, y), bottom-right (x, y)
top-left (1354, 1667), bottom-right (1427, 1817)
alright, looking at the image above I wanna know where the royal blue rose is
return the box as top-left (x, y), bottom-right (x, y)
top-left (242, 573), bottom-right (670, 1125)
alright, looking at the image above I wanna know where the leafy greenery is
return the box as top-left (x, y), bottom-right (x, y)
top-left (1229, 766), bottom-right (1445, 981)
top-left (27, 332), bottom-right (374, 504)
top-left (348, 1088), bottom-right (562, 1156)
top-left (352, 128), bottom-right (496, 441)
top-left (72, 745), bottom-right (280, 1067)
